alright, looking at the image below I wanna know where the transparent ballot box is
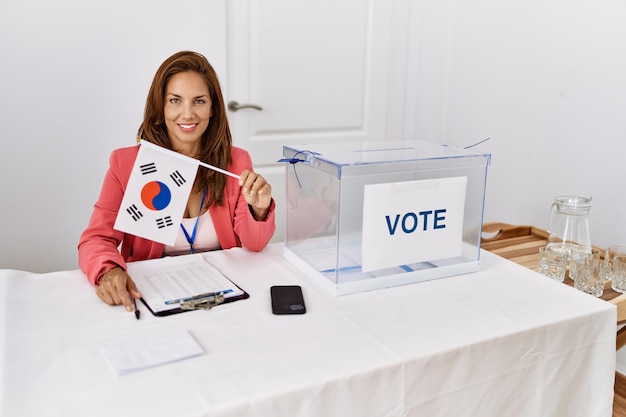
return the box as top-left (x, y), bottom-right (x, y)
top-left (282, 140), bottom-right (491, 295)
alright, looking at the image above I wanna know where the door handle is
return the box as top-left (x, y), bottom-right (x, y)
top-left (227, 100), bottom-right (263, 112)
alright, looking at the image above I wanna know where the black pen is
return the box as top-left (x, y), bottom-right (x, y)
top-left (133, 298), bottom-right (140, 320)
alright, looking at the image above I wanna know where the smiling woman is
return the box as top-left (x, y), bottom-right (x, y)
top-left (77, 51), bottom-right (276, 313)
top-left (163, 71), bottom-right (213, 158)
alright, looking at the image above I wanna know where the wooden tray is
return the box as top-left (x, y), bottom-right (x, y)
top-left (481, 222), bottom-right (621, 302)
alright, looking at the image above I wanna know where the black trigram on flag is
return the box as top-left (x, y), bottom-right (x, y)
top-left (126, 204), bottom-right (143, 221)
top-left (156, 216), bottom-right (174, 229)
top-left (170, 170), bottom-right (187, 186)
top-left (140, 162), bottom-right (157, 175)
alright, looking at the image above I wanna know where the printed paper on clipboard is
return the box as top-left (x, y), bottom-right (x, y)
top-left (126, 254), bottom-right (249, 316)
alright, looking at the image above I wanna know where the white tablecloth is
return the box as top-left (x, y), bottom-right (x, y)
top-left (0, 245), bottom-right (616, 417)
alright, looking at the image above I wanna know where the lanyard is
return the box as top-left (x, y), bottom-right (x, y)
top-left (180, 187), bottom-right (208, 253)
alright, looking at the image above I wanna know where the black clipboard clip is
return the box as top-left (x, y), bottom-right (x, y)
top-left (179, 292), bottom-right (225, 311)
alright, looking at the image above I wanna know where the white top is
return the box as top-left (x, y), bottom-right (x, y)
top-left (163, 209), bottom-right (220, 256)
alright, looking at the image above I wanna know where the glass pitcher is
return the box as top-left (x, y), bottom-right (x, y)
top-left (547, 196), bottom-right (592, 254)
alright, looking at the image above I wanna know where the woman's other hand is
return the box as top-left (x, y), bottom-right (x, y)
top-left (239, 170), bottom-right (272, 220)
top-left (96, 267), bottom-right (142, 311)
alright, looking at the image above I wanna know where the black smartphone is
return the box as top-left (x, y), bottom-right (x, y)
top-left (270, 285), bottom-right (306, 315)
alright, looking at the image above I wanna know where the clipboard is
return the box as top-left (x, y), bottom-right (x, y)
top-left (127, 254), bottom-right (249, 317)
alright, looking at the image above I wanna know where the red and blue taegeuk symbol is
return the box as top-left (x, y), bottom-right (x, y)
top-left (140, 181), bottom-right (172, 211)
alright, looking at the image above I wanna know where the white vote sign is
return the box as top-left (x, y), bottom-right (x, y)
top-left (362, 177), bottom-right (468, 272)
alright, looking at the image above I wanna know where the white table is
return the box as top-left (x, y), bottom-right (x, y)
top-left (0, 244), bottom-right (616, 417)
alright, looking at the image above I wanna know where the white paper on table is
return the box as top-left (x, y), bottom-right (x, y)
top-left (101, 328), bottom-right (204, 376)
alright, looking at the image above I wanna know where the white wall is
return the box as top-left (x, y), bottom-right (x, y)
top-left (0, 0), bottom-right (226, 272)
top-left (407, 0), bottom-right (626, 247)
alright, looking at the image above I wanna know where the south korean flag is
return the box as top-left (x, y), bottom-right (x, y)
top-left (114, 141), bottom-right (199, 245)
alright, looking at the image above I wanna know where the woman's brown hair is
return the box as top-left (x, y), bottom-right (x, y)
top-left (138, 50), bottom-right (232, 207)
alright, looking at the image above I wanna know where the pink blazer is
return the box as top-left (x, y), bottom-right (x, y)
top-left (78, 145), bottom-right (276, 285)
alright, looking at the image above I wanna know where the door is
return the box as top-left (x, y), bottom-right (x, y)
top-left (225, 0), bottom-right (407, 241)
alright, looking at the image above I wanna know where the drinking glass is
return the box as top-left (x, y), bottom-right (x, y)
top-left (612, 255), bottom-right (626, 294)
top-left (571, 248), bottom-right (603, 297)
top-left (569, 247), bottom-right (601, 282)
top-left (537, 245), bottom-right (568, 282)
top-left (604, 245), bottom-right (626, 285)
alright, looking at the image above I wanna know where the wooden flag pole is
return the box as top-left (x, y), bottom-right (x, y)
top-left (139, 140), bottom-right (241, 180)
